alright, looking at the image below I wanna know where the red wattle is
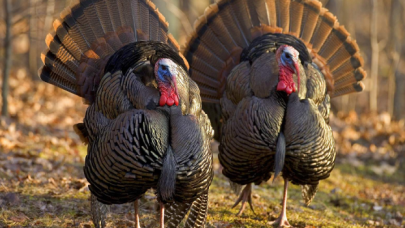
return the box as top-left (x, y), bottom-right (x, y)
top-left (157, 80), bottom-right (179, 107)
top-left (167, 97), bottom-right (174, 106)
top-left (160, 96), bottom-right (167, 106)
top-left (277, 81), bottom-right (287, 91)
top-left (286, 86), bottom-right (292, 94)
top-left (277, 65), bottom-right (297, 95)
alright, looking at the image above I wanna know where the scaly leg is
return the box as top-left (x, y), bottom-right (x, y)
top-left (269, 178), bottom-right (291, 227)
top-left (232, 183), bottom-right (255, 216)
top-left (134, 200), bottom-right (140, 228)
top-left (160, 202), bottom-right (165, 228)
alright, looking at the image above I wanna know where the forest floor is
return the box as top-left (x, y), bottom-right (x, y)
top-left (1, 72), bottom-right (405, 227)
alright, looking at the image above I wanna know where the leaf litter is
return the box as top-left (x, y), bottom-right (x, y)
top-left (0, 69), bottom-right (404, 227)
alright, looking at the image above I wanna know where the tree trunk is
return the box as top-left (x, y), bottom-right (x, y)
top-left (389, 0), bottom-right (403, 119)
top-left (43, 0), bottom-right (55, 45)
top-left (29, 0), bottom-right (39, 77)
top-left (394, 49), bottom-right (404, 120)
top-left (1, 0), bottom-right (12, 117)
top-left (370, 0), bottom-right (379, 113)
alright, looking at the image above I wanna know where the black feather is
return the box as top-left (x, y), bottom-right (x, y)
top-left (104, 41), bottom-right (187, 76)
top-left (273, 132), bottom-right (286, 181)
top-left (157, 146), bottom-right (177, 202)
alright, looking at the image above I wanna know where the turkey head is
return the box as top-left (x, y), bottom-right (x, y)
top-left (276, 45), bottom-right (300, 95)
top-left (154, 58), bottom-right (180, 107)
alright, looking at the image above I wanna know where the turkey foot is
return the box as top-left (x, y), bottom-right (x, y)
top-left (269, 178), bottom-right (291, 227)
top-left (232, 183), bottom-right (255, 216)
top-left (134, 200), bottom-right (140, 228)
top-left (159, 202), bottom-right (165, 228)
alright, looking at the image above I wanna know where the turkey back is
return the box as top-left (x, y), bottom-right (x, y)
top-left (183, 0), bottom-right (366, 102)
top-left (39, 0), bottom-right (187, 103)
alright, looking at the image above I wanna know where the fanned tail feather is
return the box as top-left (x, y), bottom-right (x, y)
top-left (164, 191), bottom-right (209, 227)
top-left (39, 0), bottom-right (182, 103)
top-left (276, 0), bottom-right (291, 31)
top-left (183, 0), bottom-right (366, 103)
top-left (185, 192), bottom-right (209, 228)
top-left (164, 201), bottom-right (193, 228)
top-left (301, 184), bottom-right (318, 206)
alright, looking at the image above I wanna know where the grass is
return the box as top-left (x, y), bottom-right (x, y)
top-left (205, 155), bottom-right (405, 228)
top-left (0, 146), bottom-right (404, 227)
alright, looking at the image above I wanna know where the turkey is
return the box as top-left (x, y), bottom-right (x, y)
top-left (38, 0), bottom-right (214, 227)
top-left (183, 0), bottom-right (365, 226)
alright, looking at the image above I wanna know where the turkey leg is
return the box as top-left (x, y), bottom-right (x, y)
top-left (160, 202), bottom-right (165, 228)
top-left (232, 183), bottom-right (255, 216)
top-left (269, 178), bottom-right (291, 227)
top-left (134, 200), bottom-right (140, 228)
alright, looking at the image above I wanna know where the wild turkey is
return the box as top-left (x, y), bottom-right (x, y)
top-left (38, 0), bottom-right (214, 227)
top-left (183, 0), bottom-right (365, 226)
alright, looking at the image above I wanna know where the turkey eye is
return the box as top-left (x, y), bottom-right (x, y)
top-left (285, 53), bottom-right (291, 59)
top-left (161, 65), bottom-right (167, 70)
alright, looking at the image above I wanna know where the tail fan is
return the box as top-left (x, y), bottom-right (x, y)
top-left (301, 184), bottom-right (318, 206)
top-left (39, 0), bottom-right (185, 103)
top-left (164, 191), bottom-right (209, 227)
top-left (183, 0), bottom-right (366, 103)
top-left (184, 191), bottom-right (209, 228)
top-left (164, 201), bottom-right (192, 228)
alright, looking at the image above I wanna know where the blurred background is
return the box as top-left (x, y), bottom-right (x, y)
top-left (0, 0), bottom-right (404, 227)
